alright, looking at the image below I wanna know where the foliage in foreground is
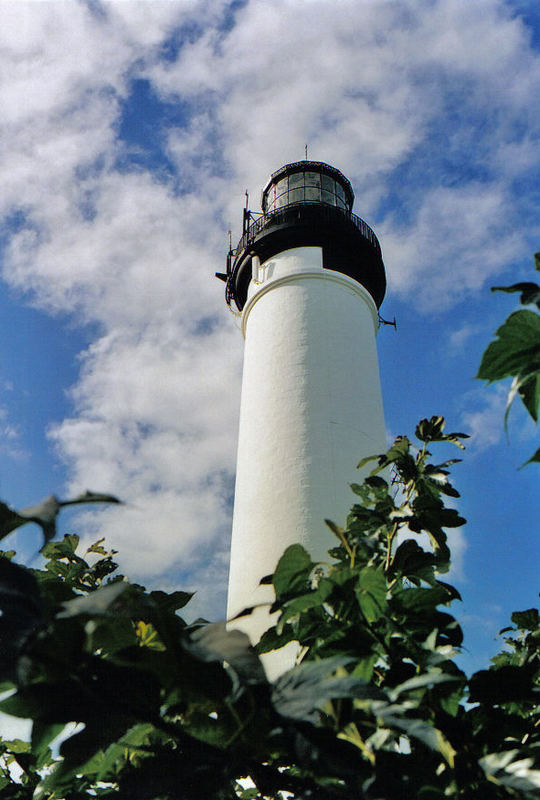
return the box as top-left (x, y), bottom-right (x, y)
top-left (0, 415), bottom-right (538, 799)
top-left (0, 255), bottom-right (539, 798)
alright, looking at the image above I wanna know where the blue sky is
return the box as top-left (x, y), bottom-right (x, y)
top-left (0, 0), bottom-right (539, 681)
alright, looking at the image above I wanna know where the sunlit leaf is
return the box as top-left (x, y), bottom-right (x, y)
top-left (478, 309), bottom-right (540, 383)
top-left (480, 748), bottom-right (540, 792)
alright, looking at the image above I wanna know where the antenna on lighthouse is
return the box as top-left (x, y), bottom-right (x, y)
top-left (305, 143), bottom-right (308, 160)
top-left (242, 191), bottom-right (250, 236)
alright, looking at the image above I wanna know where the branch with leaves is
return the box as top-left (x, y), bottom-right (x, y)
top-left (0, 417), bottom-right (537, 799)
top-left (478, 251), bottom-right (540, 465)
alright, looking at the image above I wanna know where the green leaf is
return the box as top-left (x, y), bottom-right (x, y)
top-left (355, 566), bottom-right (387, 623)
top-left (477, 309), bottom-right (540, 382)
top-left (187, 622), bottom-right (266, 684)
top-left (0, 497), bottom-right (59, 543)
top-left (392, 539), bottom-right (436, 582)
top-left (272, 658), bottom-right (383, 721)
top-left (272, 544), bottom-right (314, 599)
top-left (0, 492), bottom-right (121, 548)
top-left (0, 557), bottom-right (43, 679)
top-left (351, 655), bottom-right (377, 682)
top-left (135, 620), bottom-right (166, 650)
top-left (521, 446), bottom-right (540, 467)
top-left (1, 738), bottom-right (31, 754)
top-left (394, 585), bottom-right (451, 614)
top-left (256, 623), bottom-right (298, 654)
top-left (382, 713), bottom-right (456, 766)
top-left (518, 372), bottom-right (540, 421)
top-left (280, 577), bottom-right (334, 617)
top-left (31, 722), bottom-right (66, 767)
top-left (148, 589), bottom-right (193, 612)
top-left (511, 608), bottom-right (539, 631)
top-left (416, 416), bottom-right (446, 441)
top-left (415, 416), bottom-right (469, 448)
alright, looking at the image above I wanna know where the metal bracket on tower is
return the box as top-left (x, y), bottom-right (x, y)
top-left (378, 314), bottom-right (397, 329)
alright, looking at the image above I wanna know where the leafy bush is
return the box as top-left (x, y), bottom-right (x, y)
top-left (0, 258), bottom-right (538, 798)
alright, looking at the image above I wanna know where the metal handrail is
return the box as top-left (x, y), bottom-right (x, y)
top-left (231, 203), bottom-right (381, 261)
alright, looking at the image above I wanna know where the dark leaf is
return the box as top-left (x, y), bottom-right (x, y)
top-left (518, 372), bottom-right (540, 421)
top-left (58, 490), bottom-right (122, 508)
top-left (469, 665), bottom-right (536, 704)
top-left (257, 623), bottom-right (298, 654)
top-left (355, 566), bottom-right (387, 623)
top-left (492, 281), bottom-right (540, 308)
top-left (148, 589), bottom-right (193, 612)
top-left (511, 608), bottom-right (539, 631)
top-left (394, 585), bottom-right (451, 614)
top-left (415, 416), bottom-right (469, 448)
top-left (187, 622), bottom-right (266, 684)
top-left (392, 539), bottom-right (436, 581)
top-left (0, 492), bottom-right (121, 549)
top-left (31, 722), bottom-right (66, 767)
top-left (0, 557), bottom-right (43, 678)
top-left (279, 577), bottom-right (334, 617)
top-left (272, 544), bottom-right (314, 599)
top-left (57, 581), bottom-right (127, 618)
top-left (272, 658), bottom-right (383, 721)
top-left (521, 446), bottom-right (540, 467)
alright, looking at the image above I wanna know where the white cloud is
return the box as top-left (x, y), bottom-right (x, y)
top-left (1, 0), bottom-right (540, 617)
top-left (460, 385), bottom-right (508, 453)
top-left (448, 323), bottom-right (484, 355)
top-left (381, 182), bottom-right (526, 308)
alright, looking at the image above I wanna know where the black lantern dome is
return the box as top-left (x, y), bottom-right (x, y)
top-left (218, 160), bottom-right (386, 311)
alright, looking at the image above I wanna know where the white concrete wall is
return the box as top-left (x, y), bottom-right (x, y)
top-left (227, 246), bottom-right (386, 679)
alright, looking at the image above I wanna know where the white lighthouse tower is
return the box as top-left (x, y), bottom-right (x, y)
top-left (219, 161), bottom-right (387, 679)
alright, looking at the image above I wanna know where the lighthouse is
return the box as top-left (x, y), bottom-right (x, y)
top-left (218, 160), bottom-right (387, 679)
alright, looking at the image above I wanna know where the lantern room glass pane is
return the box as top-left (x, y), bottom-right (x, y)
top-left (336, 196), bottom-right (347, 209)
top-left (275, 193), bottom-right (288, 208)
top-left (275, 178), bottom-right (288, 197)
top-left (321, 190), bottom-right (336, 206)
top-left (289, 171), bottom-right (304, 188)
top-left (305, 186), bottom-right (320, 202)
top-left (321, 174), bottom-right (335, 192)
top-left (335, 182), bottom-right (345, 200)
top-left (304, 171), bottom-right (321, 187)
top-left (289, 187), bottom-right (304, 203)
top-left (265, 186), bottom-right (275, 209)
